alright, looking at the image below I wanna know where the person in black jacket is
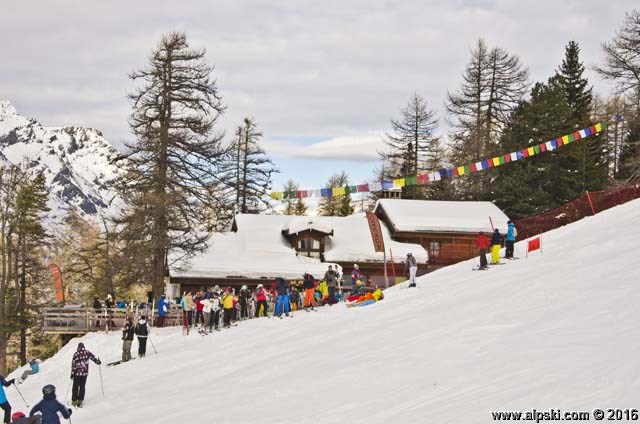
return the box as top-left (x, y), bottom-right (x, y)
top-left (238, 286), bottom-right (251, 320)
top-left (490, 228), bottom-right (503, 265)
top-left (134, 316), bottom-right (149, 358)
top-left (122, 317), bottom-right (135, 362)
top-left (92, 297), bottom-right (102, 328)
top-left (29, 385), bottom-right (71, 424)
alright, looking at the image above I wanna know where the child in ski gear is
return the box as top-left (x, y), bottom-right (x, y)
top-left (122, 317), bottom-right (135, 362)
top-left (29, 385), bottom-right (71, 424)
top-left (491, 229), bottom-right (502, 264)
top-left (274, 278), bottom-right (291, 317)
top-left (476, 231), bottom-right (490, 269)
top-left (70, 343), bottom-right (101, 408)
top-left (222, 288), bottom-right (234, 327)
top-left (317, 280), bottom-right (329, 304)
top-left (255, 284), bottom-right (268, 317)
top-left (0, 375), bottom-right (15, 424)
top-left (18, 359), bottom-right (39, 384)
top-left (134, 316), bottom-right (149, 357)
top-left (289, 287), bottom-right (300, 311)
top-left (323, 265), bottom-right (338, 304)
top-left (156, 294), bottom-right (169, 327)
top-left (404, 253), bottom-right (418, 287)
top-left (302, 274), bottom-right (316, 310)
top-left (505, 221), bottom-right (517, 259)
top-left (10, 411), bottom-right (41, 424)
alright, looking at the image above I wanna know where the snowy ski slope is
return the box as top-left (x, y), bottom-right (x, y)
top-left (8, 199), bottom-right (640, 423)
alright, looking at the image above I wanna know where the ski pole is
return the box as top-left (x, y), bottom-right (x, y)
top-left (98, 364), bottom-right (105, 396)
top-left (64, 378), bottom-right (72, 402)
top-left (12, 382), bottom-right (29, 408)
top-left (148, 336), bottom-right (158, 354)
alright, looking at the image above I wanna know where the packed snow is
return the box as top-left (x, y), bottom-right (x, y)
top-left (8, 199), bottom-right (640, 423)
top-left (375, 199), bottom-right (511, 234)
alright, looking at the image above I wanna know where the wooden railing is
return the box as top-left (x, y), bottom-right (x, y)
top-left (42, 306), bottom-right (184, 334)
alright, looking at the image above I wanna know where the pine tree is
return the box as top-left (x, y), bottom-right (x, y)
top-left (0, 166), bottom-right (49, 373)
top-left (282, 179), bottom-right (307, 216)
top-left (116, 32), bottom-right (229, 297)
top-left (491, 77), bottom-right (581, 218)
top-left (230, 117), bottom-right (278, 213)
top-left (447, 38), bottom-right (529, 198)
top-left (557, 41), bottom-right (607, 191)
top-left (380, 93), bottom-right (439, 199)
top-left (318, 172), bottom-right (353, 216)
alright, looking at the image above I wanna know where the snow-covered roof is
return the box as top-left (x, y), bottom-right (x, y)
top-left (170, 213), bottom-right (427, 280)
top-left (375, 199), bottom-right (511, 234)
top-left (284, 217), bottom-right (333, 235)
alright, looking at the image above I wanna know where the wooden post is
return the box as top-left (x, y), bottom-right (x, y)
top-left (383, 251), bottom-right (388, 288)
top-left (586, 191), bottom-right (596, 215)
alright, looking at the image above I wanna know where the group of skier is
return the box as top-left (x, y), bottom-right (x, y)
top-left (475, 221), bottom-right (518, 270)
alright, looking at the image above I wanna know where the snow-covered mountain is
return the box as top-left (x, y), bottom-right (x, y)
top-left (8, 199), bottom-right (640, 423)
top-left (0, 101), bottom-right (125, 224)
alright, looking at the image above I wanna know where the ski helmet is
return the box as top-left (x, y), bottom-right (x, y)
top-left (12, 412), bottom-right (26, 419)
top-left (42, 384), bottom-right (56, 396)
top-left (78, 342), bottom-right (85, 350)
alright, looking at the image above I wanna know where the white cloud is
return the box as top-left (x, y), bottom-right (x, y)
top-left (264, 133), bottom-right (385, 161)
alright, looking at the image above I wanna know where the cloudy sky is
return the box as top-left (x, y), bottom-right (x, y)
top-left (1, 1), bottom-right (636, 191)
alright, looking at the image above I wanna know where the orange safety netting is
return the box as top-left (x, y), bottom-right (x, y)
top-left (514, 183), bottom-right (640, 239)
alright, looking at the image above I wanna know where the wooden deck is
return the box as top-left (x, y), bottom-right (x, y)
top-left (42, 306), bottom-right (184, 335)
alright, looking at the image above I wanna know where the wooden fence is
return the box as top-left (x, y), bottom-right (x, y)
top-left (42, 306), bottom-right (184, 334)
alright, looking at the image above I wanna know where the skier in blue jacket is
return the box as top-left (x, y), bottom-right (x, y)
top-left (156, 294), bottom-right (169, 327)
top-left (1, 375), bottom-right (16, 424)
top-left (29, 385), bottom-right (71, 424)
top-left (505, 221), bottom-right (517, 259)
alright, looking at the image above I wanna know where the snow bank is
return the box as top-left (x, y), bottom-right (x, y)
top-left (9, 199), bottom-right (640, 423)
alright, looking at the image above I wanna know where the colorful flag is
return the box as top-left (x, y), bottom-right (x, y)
top-left (510, 152), bottom-right (518, 161)
top-left (562, 135), bottom-right (569, 144)
top-left (369, 181), bottom-right (382, 192)
top-left (417, 174), bottom-right (429, 184)
top-left (527, 237), bottom-right (541, 253)
top-left (595, 123), bottom-right (602, 132)
top-left (457, 166), bottom-right (466, 175)
top-left (320, 188), bottom-right (332, 197)
top-left (527, 147), bottom-right (535, 156)
top-left (405, 176), bottom-right (417, 186)
top-left (365, 212), bottom-right (385, 253)
top-left (382, 180), bottom-right (393, 190)
top-left (333, 186), bottom-right (346, 196)
top-left (270, 192), bottom-right (283, 200)
top-left (475, 161), bottom-right (484, 171)
top-left (357, 184), bottom-right (369, 192)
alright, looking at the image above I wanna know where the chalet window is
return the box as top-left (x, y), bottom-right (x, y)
top-left (429, 241), bottom-right (441, 257)
top-left (296, 237), bottom-right (322, 258)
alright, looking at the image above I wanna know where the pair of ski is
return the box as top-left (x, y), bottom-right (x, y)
top-left (106, 357), bottom-right (137, 367)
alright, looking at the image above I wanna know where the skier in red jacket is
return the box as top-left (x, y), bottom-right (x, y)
top-left (476, 231), bottom-right (490, 270)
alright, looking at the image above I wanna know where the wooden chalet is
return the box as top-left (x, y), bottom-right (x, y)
top-left (374, 199), bottom-right (511, 268)
top-left (168, 199), bottom-right (511, 294)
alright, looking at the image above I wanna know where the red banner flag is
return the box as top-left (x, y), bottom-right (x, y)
top-left (49, 264), bottom-right (65, 302)
top-left (365, 211), bottom-right (386, 253)
top-left (527, 237), bottom-right (541, 253)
